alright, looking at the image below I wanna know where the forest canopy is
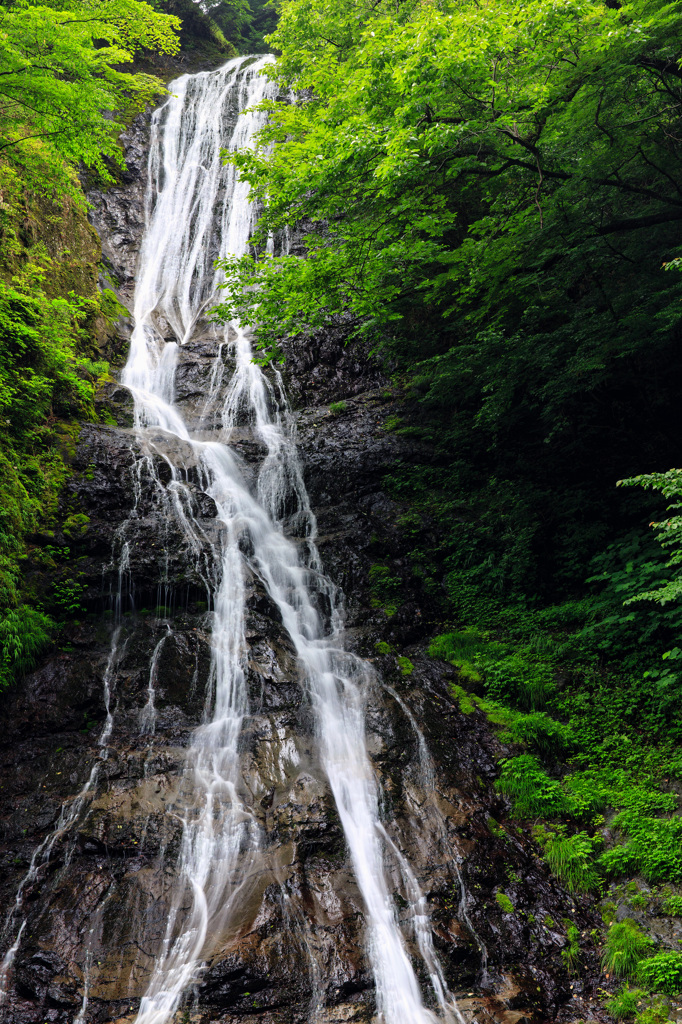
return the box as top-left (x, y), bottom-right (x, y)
top-left (218, 0), bottom-right (682, 349)
top-left (216, 0), bottom-right (682, 600)
top-left (0, 0), bottom-right (180, 194)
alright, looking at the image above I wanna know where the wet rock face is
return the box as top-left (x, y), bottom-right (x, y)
top-left (88, 110), bottom-right (151, 315)
top-left (0, 388), bottom-right (601, 1024)
top-left (0, 102), bottom-right (602, 1024)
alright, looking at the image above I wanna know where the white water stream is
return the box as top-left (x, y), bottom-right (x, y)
top-left (119, 55), bottom-right (460, 1024)
top-left (0, 628), bottom-right (124, 1006)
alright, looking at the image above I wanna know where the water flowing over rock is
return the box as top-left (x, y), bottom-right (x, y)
top-left (0, 55), bottom-right (599, 1024)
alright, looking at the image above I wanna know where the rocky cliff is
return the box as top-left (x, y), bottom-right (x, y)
top-left (0, 61), bottom-right (604, 1024)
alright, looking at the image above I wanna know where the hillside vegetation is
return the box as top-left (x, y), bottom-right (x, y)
top-left (0, 0), bottom-right (181, 688)
top-left (214, 2), bottom-right (682, 1016)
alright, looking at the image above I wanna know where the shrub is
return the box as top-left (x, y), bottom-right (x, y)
top-left (600, 812), bottom-right (682, 884)
top-left (638, 952), bottom-right (682, 995)
top-left (505, 711), bottom-right (574, 758)
top-left (428, 629), bottom-right (488, 663)
top-left (368, 563), bottom-right (402, 616)
top-left (481, 652), bottom-right (555, 710)
top-left (634, 998), bottom-right (672, 1024)
top-left (51, 576), bottom-right (86, 616)
top-left (662, 895), bottom-right (682, 916)
top-left (561, 923), bottom-right (581, 975)
top-left (606, 987), bottom-right (645, 1021)
top-left (0, 605), bottom-right (53, 689)
top-left (603, 920), bottom-right (653, 979)
top-left (544, 830), bottom-right (600, 893)
top-left (496, 754), bottom-right (569, 818)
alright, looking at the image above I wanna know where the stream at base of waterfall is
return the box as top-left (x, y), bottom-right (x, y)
top-left (2, 55), bottom-right (468, 1024)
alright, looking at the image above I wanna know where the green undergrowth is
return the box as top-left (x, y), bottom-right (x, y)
top-left (368, 562), bottom-right (402, 617)
top-left (0, 160), bottom-right (119, 690)
top-left (429, 607), bottom-right (682, 890)
top-left (426, 538), bottom-right (682, 1007)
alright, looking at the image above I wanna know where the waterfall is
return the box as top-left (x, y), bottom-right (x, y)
top-left (120, 55), bottom-right (460, 1024)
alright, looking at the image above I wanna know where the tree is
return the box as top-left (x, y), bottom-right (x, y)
top-left (195, 0), bottom-right (277, 54)
top-left (212, 0), bottom-right (682, 599)
top-left (215, 0), bottom-right (682, 356)
top-left (0, 0), bottom-right (180, 194)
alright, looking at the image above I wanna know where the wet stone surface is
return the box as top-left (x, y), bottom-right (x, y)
top-left (0, 68), bottom-right (605, 1024)
top-left (0, 365), bottom-right (604, 1023)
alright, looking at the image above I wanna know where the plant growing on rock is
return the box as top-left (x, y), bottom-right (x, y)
top-left (495, 892), bottom-right (513, 914)
top-left (543, 829), bottom-right (600, 894)
top-left (662, 895), bottom-right (682, 917)
top-left (0, 605), bottom-right (53, 690)
top-left (606, 986), bottom-right (645, 1021)
top-left (496, 754), bottom-right (569, 818)
top-left (561, 923), bottom-right (581, 975)
top-left (603, 920), bottom-right (654, 980)
top-left (638, 952), bottom-right (682, 995)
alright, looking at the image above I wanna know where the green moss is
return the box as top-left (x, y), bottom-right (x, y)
top-left (453, 659), bottom-right (482, 685)
top-left (495, 892), bottom-right (514, 914)
top-left (450, 683), bottom-right (476, 715)
top-left (62, 513), bottom-right (89, 539)
top-left (0, 151), bottom-right (108, 691)
top-left (328, 400), bottom-right (347, 415)
top-left (487, 815), bottom-right (505, 839)
top-left (397, 656), bottom-right (413, 676)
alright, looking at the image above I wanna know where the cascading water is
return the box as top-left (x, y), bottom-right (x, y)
top-left (0, 628), bottom-right (125, 1006)
top-left (116, 55), bottom-right (462, 1024)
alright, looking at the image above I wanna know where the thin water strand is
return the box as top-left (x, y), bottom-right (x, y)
top-left (0, 628), bottom-right (123, 1009)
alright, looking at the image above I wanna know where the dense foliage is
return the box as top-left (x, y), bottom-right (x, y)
top-left (216, 0), bottom-right (682, 600)
top-left (213, 2), bottom-right (682, 1009)
top-left (188, 0), bottom-right (277, 53)
top-left (1, 0), bottom-right (682, 1013)
top-left (0, 0), bottom-right (181, 688)
top-left (0, 0), bottom-right (180, 196)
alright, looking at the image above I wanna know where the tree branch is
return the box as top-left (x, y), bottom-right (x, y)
top-left (597, 207), bottom-right (682, 234)
top-left (638, 56), bottom-right (682, 83)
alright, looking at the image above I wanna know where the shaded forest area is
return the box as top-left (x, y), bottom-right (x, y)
top-left (163, 0), bottom-right (277, 57)
top-left (213, 3), bottom-right (682, 1016)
